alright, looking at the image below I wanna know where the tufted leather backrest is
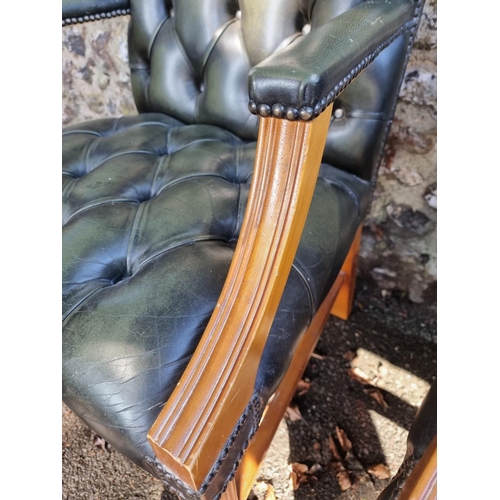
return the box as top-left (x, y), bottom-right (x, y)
top-left (128, 0), bottom-right (412, 181)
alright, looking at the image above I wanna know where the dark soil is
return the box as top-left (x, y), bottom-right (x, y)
top-left (284, 276), bottom-right (437, 500)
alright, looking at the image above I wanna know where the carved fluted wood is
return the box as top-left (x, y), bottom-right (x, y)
top-left (148, 105), bottom-right (333, 493)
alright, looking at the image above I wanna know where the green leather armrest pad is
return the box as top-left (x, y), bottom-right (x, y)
top-left (248, 0), bottom-right (417, 119)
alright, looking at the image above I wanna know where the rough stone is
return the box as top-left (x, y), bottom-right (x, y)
top-left (386, 203), bottom-right (434, 236)
top-left (63, 34), bottom-right (86, 57)
top-left (424, 182), bottom-right (437, 209)
top-left (414, 0), bottom-right (437, 51)
top-left (62, 17), bottom-right (136, 126)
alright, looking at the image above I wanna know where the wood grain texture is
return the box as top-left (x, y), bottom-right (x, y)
top-left (330, 225), bottom-right (362, 320)
top-left (399, 436), bottom-right (437, 500)
top-left (235, 223), bottom-right (363, 497)
top-left (235, 270), bottom-right (346, 499)
top-left (147, 105), bottom-right (333, 494)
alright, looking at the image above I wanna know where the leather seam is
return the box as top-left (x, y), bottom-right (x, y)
top-left (235, 144), bottom-right (240, 184)
top-left (131, 237), bottom-right (232, 277)
top-left (150, 126), bottom-right (172, 196)
top-left (147, 16), bottom-right (170, 61)
top-left (62, 176), bottom-right (78, 205)
top-left (111, 116), bottom-right (122, 134)
top-left (62, 129), bottom-right (102, 138)
top-left (112, 121), bottom-right (174, 132)
top-left (195, 18), bottom-right (238, 122)
top-left (62, 281), bottom-right (110, 323)
top-left (289, 264), bottom-right (316, 321)
top-left (125, 202), bottom-right (145, 277)
top-left (63, 198), bottom-right (139, 229)
top-left (154, 173), bottom-right (234, 198)
top-left (234, 182), bottom-right (242, 239)
top-left (172, 25), bottom-right (198, 84)
top-left (165, 136), bottom-right (242, 156)
top-left (201, 18), bottom-right (237, 77)
top-left (150, 155), bottom-right (170, 198)
top-left (84, 135), bottom-right (102, 174)
top-left (309, 0), bottom-right (318, 20)
top-left (90, 150), bottom-right (159, 173)
top-left (327, 180), bottom-right (361, 218)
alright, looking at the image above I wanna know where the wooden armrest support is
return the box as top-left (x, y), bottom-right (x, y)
top-left (147, 105), bottom-right (333, 498)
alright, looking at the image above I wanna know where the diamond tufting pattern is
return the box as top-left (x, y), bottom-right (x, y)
top-left (62, 113), bottom-right (371, 473)
top-left (62, 0), bottom-right (423, 489)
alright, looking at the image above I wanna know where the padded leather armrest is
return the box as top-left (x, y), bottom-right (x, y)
top-left (63, 0), bottom-right (129, 24)
top-left (248, 0), bottom-right (418, 121)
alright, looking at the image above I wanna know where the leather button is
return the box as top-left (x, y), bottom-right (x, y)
top-left (333, 108), bottom-right (344, 119)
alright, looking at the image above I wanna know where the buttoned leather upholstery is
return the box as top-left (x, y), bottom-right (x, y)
top-left (62, 112), bottom-right (370, 473)
top-left (62, 0), bottom-right (422, 491)
top-left (129, 0), bottom-right (412, 181)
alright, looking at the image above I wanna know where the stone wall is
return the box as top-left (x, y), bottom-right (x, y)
top-left (62, 2), bottom-right (437, 302)
top-left (361, 0), bottom-right (437, 302)
top-left (62, 16), bottom-right (134, 125)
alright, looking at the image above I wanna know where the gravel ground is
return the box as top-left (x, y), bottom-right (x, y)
top-left (62, 276), bottom-right (437, 500)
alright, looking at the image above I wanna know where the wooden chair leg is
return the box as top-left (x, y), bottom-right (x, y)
top-left (235, 272), bottom-right (346, 499)
top-left (330, 226), bottom-right (362, 321)
top-left (222, 227), bottom-right (361, 498)
top-left (399, 436), bottom-right (437, 500)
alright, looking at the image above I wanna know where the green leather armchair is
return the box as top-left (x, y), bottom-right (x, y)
top-left (62, 1), bottom-right (432, 498)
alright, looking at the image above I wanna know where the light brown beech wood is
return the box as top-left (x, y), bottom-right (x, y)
top-left (148, 105), bottom-right (333, 494)
top-left (235, 270), bottom-right (346, 499)
top-left (399, 436), bottom-right (437, 500)
top-left (330, 225), bottom-right (362, 320)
